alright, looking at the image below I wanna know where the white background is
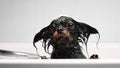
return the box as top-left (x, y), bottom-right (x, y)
top-left (0, 0), bottom-right (120, 42)
top-left (0, 0), bottom-right (120, 59)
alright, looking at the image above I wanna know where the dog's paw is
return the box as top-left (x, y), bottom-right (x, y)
top-left (40, 56), bottom-right (48, 59)
top-left (89, 54), bottom-right (99, 59)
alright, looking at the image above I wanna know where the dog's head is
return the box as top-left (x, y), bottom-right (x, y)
top-left (33, 16), bottom-right (100, 53)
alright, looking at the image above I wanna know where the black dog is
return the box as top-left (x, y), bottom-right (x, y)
top-left (33, 16), bottom-right (100, 59)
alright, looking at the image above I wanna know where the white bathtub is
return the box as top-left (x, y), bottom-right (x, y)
top-left (0, 43), bottom-right (120, 68)
top-left (0, 42), bottom-right (120, 59)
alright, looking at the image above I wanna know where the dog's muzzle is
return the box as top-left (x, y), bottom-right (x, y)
top-left (53, 25), bottom-right (73, 48)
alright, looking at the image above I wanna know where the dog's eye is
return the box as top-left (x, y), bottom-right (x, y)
top-left (68, 23), bottom-right (73, 27)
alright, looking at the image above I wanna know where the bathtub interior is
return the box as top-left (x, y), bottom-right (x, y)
top-left (0, 42), bottom-right (120, 59)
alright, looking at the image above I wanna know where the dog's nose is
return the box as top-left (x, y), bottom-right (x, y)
top-left (57, 25), bottom-right (63, 33)
top-left (57, 29), bottom-right (63, 33)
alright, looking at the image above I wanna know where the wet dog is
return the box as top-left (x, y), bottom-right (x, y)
top-left (33, 16), bottom-right (100, 59)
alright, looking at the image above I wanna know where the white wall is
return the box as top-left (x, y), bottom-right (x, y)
top-left (0, 0), bottom-right (120, 42)
top-left (0, 0), bottom-right (35, 42)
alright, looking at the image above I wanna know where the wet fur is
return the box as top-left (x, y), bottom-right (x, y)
top-left (33, 16), bottom-right (100, 59)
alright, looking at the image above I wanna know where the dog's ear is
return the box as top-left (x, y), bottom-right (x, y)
top-left (33, 26), bottom-right (52, 46)
top-left (75, 22), bottom-right (100, 44)
top-left (33, 20), bottom-right (57, 54)
top-left (79, 23), bottom-right (99, 34)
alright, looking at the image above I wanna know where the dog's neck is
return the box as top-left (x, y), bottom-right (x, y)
top-left (51, 41), bottom-right (86, 59)
top-left (53, 38), bottom-right (79, 49)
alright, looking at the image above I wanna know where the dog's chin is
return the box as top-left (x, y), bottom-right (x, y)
top-left (54, 36), bottom-right (70, 46)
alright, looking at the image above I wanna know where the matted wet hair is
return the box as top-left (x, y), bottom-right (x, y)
top-left (33, 16), bottom-right (100, 57)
